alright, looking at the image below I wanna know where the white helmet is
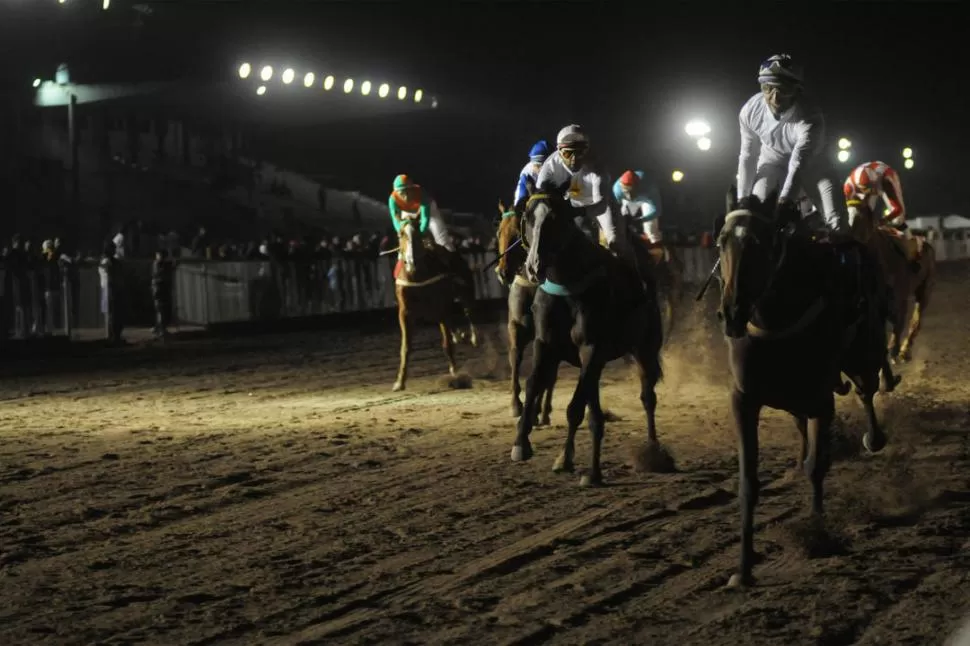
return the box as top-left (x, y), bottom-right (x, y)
top-left (556, 124), bottom-right (589, 148)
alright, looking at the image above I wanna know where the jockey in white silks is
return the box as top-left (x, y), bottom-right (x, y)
top-left (737, 54), bottom-right (846, 233)
top-left (513, 140), bottom-right (551, 206)
top-left (534, 125), bottom-right (631, 263)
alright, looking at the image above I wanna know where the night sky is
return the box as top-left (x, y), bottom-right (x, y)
top-left (3, 0), bottom-right (968, 223)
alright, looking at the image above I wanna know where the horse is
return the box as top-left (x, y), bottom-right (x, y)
top-left (496, 200), bottom-right (556, 425)
top-left (392, 215), bottom-right (478, 392)
top-left (847, 201), bottom-right (937, 363)
top-left (510, 191), bottom-right (673, 486)
top-left (716, 193), bottom-right (893, 588)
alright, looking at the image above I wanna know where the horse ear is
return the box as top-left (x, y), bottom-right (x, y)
top-left (498, 200), bottom-right (507, 214)
top-left (725, 185), bottom-right (739, 213)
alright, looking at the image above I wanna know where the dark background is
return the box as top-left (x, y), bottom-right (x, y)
top-left (2, 0), bottom-right (966, 224)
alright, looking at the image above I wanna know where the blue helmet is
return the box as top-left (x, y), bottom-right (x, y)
top-left (528, 140), bottom-right (551, 162)
top-left (758, 54), bottom-right (804, 86)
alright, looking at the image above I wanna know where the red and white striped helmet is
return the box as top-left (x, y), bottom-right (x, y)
top-left (850, 163), bottom-right (882, 196)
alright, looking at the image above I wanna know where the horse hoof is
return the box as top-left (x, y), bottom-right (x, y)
top-left (392, 381), bottom-right (405, 392)
top-left (511, 443), bottom-right (533, 462)
top-left (835, 380), bottom-right (852, 396)
top-left (726, 573), bottom-right (755, 589)
top-left (512, 402), bottom-right (523, 418)
top-left (899, 350), bottom-right (912, 362)
top-left (540, 415), bottom-right (552, 427)
top-left (883, 375), bottom-right (902, 393)
top-left (863, 431), bottom-right (887, 455)
top-left (552, 457), bottom-right (574, 473)
top-left (579, 473), bottom-right (603, 487)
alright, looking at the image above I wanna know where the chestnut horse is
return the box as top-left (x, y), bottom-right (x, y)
top-left (847, 200), bottom-right (936, 362)
top-left (392, 215), bottom-right (478, 391)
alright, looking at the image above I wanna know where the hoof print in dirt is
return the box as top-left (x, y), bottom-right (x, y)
top-left (631, 441), bottom-right (677, 474)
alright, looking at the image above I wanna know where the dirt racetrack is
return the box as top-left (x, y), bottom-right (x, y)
top-left (2, 263), bottom-right (969, 646)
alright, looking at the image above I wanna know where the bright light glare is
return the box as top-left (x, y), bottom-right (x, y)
top-left (837, 149), bottom-right (851, 163)
top-left (303, 72), bottom-right (315, 88)
top-left (398, 86), bottom-right (408, 100)
top-left (684, 120), bottom-right (711, 137)
top-left (256, 85), bottom-right (267, 96)
top-left (361, 80), bottom-right (372, 95)
top-left (32, 78), bottom-right (41, 88)
top-left (260, 65), bottom-right (273, 82)
top-left (904, 158), bottom-right (915, 169)
top-left (103, 0), bottom-right (110, 9)
top-left (238, 63), bottom-right (251, 79)
top-left (431, 97), bottom-right (439, 109)
top-left (378, 83), bottom-right (390, 98)
top-left (323, 75), bottom-right (335, 90)
top-left (58, 0), bottom-right (66, 4)
top-left (343, 78), bottom-right (354, 93)
top-left (837, 137), bottom-right (852, 150)
top-left (697, 137), bottom-right (712, 151)
top-left (902, 147), bottom-right (913, 159)
top-left (414, 89), bottom-right (423, 103)
top-left (282, 68), bottom-right (295, 84)
top-left (671, 170), bottom-right (685, 183)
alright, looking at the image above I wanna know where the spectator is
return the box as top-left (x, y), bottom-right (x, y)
top-left (99, 241), bottom-right (126, 345)
top-left (151, 249), bottom-right (175, 339)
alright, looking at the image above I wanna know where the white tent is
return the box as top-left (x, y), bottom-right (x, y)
top-left (908, 215), bottom-right (970, 231)
top-left (942, 214), bottom-right (970, 230)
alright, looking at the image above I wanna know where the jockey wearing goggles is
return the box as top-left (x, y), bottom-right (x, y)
top-left (737, 54), bottom-right (846, 233)
top-left (514, 140), bottom-right (551, 205)
top-left (535, 125), bottom-right (629, 258)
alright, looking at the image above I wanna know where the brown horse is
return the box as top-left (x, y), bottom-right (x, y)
top-left (716, 193), bottom-right (891, 588)
top-left (496, 201), bottom-right (556, 425)
top-left (847, 201), bottom-right (936, 362)
top-left (392, 215), bottom-right (478, 391)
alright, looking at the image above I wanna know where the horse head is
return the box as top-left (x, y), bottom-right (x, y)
top-left (397, 214), bottom-right (427, 277)
top-left (496, 199), bottom-right (530, 286)
top-left (846, 195), bottom-right (878, 245)
top-left (716, 191), bottom-right (796, 338)
top-left (520, 190), bottom-right (578, 284)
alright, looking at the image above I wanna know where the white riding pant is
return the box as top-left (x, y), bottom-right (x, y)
top-left (751, 158), bottom-right (846, 233)
top-left (427, 200), bottom-right (454, 251)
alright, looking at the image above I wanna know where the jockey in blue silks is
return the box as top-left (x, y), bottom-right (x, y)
top-left (514, 140), bottom-right (551, 205)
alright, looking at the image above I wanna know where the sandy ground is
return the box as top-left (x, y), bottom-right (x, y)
top-left (1, 263), bottom-right (969, 646)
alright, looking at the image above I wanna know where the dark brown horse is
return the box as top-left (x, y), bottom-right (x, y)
top-left (510, 191), bottom-right (673, 486)
top-left (847, 200), bottom-right (937, 362)
top-left (392, 215), bottom-right (478, 391)
top-left (496, 201), bottom-right (556, 425)
top-left (716, 194), bottom-right (892, 588)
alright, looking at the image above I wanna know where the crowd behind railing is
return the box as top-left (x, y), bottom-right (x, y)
top-left (2, 225), bottom-right (968, 345)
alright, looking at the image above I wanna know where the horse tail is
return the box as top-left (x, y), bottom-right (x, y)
top-left (914, 242), bottom-right (936, 311)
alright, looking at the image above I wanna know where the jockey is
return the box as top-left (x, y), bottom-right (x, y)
top-left (535, 124), bottom-right (630, 259)
top-left (388, 174), bottom-right (454, 252)
top-left (737, 54), bottom-right (846, 233)
top-left (844, 161), bottom-right (918, 264)
top-left (514, 140), bottom-right (551, 205)
top-left (613, 170), bottom-right (664, 251)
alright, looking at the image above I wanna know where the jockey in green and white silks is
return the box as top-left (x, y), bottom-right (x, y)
top-left (388, 174), bottom-right (454, 252)
top-left (614, 170), bottom-right (663, 245)
top-left (535, 124), bottom-right (628, 257)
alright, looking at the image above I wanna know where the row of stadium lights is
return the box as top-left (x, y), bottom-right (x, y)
top-left (837, 138), bottom-right (915, 170)
top-left (238, 63), bottom-right (437, 108)
top-left (58, 0), bottom-right (112, 8)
